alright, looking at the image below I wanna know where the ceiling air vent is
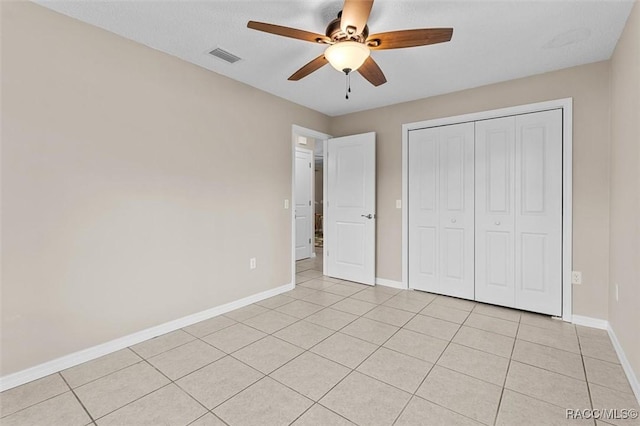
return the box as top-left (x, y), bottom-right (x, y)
top-left (208, 48), bottom-right (241, 64)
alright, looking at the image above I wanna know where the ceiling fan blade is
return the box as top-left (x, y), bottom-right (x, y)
top-left (358, 56), bottom-right (387, 86)
top-left (367, 28), bottom-right (453, 50)
top-left (288, 55), bottom-right (329, 81)
top-left (247, 21), bottom-right (331, 44)
top-left (340, 0), bottom-right (374, 36)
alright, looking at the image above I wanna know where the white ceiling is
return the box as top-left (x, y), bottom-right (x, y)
top-left (36, 0), bottom-right (634, 117)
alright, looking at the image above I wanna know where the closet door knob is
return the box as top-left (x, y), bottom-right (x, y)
top-left (451, 218), bottom-right (457, 223)
top-left (495, 221), bottom-right (501, 226)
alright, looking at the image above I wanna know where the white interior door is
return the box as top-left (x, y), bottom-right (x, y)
top-left (326, 132), bottom-right (376, 285)
top-left (515, 110), bottom-right (563, 316)
top-left (475, 116), bottom-right (517, 307)
top-left (409, 123), bottom-right (475, 298)
top-left (295, 147), bottom-right (313, 261)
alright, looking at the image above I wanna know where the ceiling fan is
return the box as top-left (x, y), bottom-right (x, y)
top-left (247, 0), bottom-right (453, 90)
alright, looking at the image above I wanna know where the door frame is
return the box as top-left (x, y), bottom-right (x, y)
top-left (291, 125), bottom-right (331, 285)
top-left (401, 98), bottom-right (573, 321)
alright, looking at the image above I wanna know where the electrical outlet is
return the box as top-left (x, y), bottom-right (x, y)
top-left (249, 258), bottom-right (257, 270)
top-left (396, 200), bottom-right (402, 209)
top-left (571, 271), bottom-right (582, 285)
top-left (284, 199), bottom-right (289, 209)
top-left (615, 283), bottom-right (619, 302)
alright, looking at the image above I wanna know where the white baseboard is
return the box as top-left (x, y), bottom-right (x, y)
top-left (0, 282), bottom-right (294, 392)
top-left (375, 277), bottom-right (406, 289)
top-left (572, 315), bottom-right (608, 330)
top-left (608, 324), bottom-right (640, 404)
top-left (570, 315), bottom-right (639, 404)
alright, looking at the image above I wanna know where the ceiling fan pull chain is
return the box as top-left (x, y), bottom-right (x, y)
top-left (345, 72), bottom-right (349, 99)
top-left (344, 68), bottom-right (352, 100)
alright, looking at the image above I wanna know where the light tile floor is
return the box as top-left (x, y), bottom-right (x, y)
top-left (2, 253), bottom-right (638, 425)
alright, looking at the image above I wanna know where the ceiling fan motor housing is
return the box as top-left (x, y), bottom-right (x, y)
top-left (325, 16), bottom-right (369, 43)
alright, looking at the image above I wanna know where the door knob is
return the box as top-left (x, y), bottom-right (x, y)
top-left (495, 221), bottom-right (501, 226)
top-left (361, 214), bottom-right (373, 219)
top-left (451, 218), bottom-right (457, 223)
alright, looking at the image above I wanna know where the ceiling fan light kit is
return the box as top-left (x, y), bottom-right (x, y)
top-left (247, 0), bottom-right (453, 97)
top-left (325, 41), bottom-right (370, 73)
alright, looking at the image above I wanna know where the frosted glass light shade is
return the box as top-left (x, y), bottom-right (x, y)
top-left (325, 41), bottom-right (370, 73)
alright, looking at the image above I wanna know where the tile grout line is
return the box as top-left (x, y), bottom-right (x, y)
top-left (393, 303), bottom-right (479, 425)
top-left (393, 307), bottom-right (492, 425)
top-left (58, 372), bottom-right (97, 425)
top-left (63, 348), bottom-right (145, 391)
top-left (327, 294), bottom-right (440, 424)
top-left (491, 311), bottom-right (522, 426)
top-left (137, 360), bottom-right (214, 421)
top-left (287, 403), bottom-right (355, 426)
top-left (282, 277), bottom-right (432, 424)
top-left (185, 412), bottom-right (229, 426)
top-left (93, 379), bottom-right (174, 422)
top-left (576, 327), bottom-right (598, 426)
top-left (185, 282), bottom-right (360, 421)
top-left (281, 281), bottom-right (553, 425)
top-left (309, 315), bottom-right (420, 422)
top-left (193, 272), bottom-right (346, 422)
top-left (129, 332), bottom-right (200, 360)
top-left (0, 383), bottom-right (69, 420)
top-left (76, 350), bottom-right (218, 423)
top-left (255, 272), bottom-right (629, 423)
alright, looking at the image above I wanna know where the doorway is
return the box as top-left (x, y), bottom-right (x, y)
top-left (313, 144), bottom-right (324, 252)
top-left (294, 146), bottom-right (313, 261)
top-left (291, 126), bottom-right (377, 287)
top-left (291, 125), bottom-right (330, 285)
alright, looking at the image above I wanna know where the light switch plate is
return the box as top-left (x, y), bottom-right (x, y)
top-left (250, 258), bottom-right (257, 270)
top-left (396, 200), bottom-right (402, 209)
top-left (571, 271), bottom-right (582, 285)
top-left (284, 199), bottom-right (289, 209)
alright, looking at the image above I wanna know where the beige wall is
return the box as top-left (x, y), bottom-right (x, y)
top-left (0, 2), bottom-right (330, 376)
top-left (609, 1), bottom-right (640, 383)
top-left (331, 61), bottom-right (612, 320)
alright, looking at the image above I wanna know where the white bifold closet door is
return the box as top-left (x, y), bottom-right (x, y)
top-left (475, 109), bottom-right (563, 316)
top-left (408, 122), bottom-right (475, 299)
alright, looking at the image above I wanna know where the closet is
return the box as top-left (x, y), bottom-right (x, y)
top-left (408, 109), bottom-right (563, 316)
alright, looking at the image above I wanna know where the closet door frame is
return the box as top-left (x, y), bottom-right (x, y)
top-left (402, 98), bottom-right (573, 322)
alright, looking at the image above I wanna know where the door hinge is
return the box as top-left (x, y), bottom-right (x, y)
top-left (327, 250), bottom-right (329, 256)
top-left (309, 200), bottom-right (311, 206)
top-left (309, 162), bottom-right (311, 168)
top-left (309, 238), bottom-right (311, 244)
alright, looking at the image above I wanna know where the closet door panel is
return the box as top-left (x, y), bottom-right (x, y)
top-left (438, 123), bottom-right (475, 299)
top-left (408, 128), bottom-right (440, 290)
top-left (515, 110), bottom-right (563, 316)
top-left (475, 117), bottom-right (516, 307)
top-left (409, 123), bottom-right (474, 299)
